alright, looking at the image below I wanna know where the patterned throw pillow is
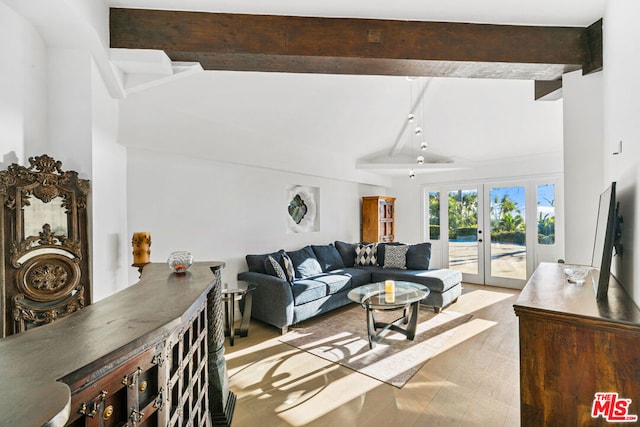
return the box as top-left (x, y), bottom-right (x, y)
top-left (383, 244), bottom-right (409, 269)
top-left (265, 255), bottom-right (288, 281)
top-left (282, 253), bottom-right (296, 282)
top-left (355, 243), bottom-right (378, 266)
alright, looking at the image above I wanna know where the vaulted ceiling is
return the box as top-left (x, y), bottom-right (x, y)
top-left (105, 0), bottom-right (607, 181)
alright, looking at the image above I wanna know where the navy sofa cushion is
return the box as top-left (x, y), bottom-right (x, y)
top-left (312, 244), bottom-right (345, 272)
top-left (406, 242), bottom-right (432, 270)
top-left (246, 249), bottom-right (285, 274)
top-left (291, 278), bottom-right (328, 305)
top-left (334, 241), bottom-right (357, 267)
top-left (328, 267), bottom-right (372, 288)
top-left (309, 274), bottom-right (352, 295)
top-left (287, 245), bottom-right (323, 278)
top-left (368, 267), bottom-right (461, 293)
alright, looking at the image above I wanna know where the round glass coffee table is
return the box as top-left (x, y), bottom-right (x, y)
top-left (347, 281), bottom-right (430, 349)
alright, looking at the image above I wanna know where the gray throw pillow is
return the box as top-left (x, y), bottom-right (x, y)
top-left (383, 244), bottom-right (409, 269)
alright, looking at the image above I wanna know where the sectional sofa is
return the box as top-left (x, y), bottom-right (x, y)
top-left (237, 241), bottom-right (462, 334)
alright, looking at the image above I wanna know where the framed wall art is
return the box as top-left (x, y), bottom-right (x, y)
top-left (286, 185), bottom-right (320, 233)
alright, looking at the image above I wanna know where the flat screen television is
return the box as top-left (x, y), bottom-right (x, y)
top-left (591, 182), bottom-right (621, 300)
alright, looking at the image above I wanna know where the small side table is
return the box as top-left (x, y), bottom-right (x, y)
top-left (221, 283), bottom-right (256, 346)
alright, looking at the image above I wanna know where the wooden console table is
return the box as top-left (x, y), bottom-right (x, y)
top-left (514, 262), bottom-right (640, 426)
top-left (0, 262), bottom-right (235, 427)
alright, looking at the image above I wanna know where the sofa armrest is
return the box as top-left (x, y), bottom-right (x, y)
top-left (237, 271), bottom-right (294, 332)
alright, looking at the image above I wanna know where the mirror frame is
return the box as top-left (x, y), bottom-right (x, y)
top-left (0, 155), bottom-right (91, 336)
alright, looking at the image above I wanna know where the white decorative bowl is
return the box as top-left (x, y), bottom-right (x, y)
top-left (167, 251), bottom-right (193, 273)
top-left (563, 265), bottom-right (592, 284)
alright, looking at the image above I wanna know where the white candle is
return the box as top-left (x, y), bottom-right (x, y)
top-left (385, 280), bottom-right (395, 303)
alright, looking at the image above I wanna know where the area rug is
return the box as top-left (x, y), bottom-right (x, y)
top-left (279, 305), bottom-right (473, 388)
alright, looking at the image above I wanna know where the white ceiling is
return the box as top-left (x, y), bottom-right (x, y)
top-left (107, 1), bottom-right (606, 180)
top-left (107, 0), bottom-right (605, 26)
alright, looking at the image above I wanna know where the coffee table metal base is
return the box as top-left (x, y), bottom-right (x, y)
top-left (366, 301), bottom-right (420, 349)
top-left (348, 281), bottom-right (429, 350)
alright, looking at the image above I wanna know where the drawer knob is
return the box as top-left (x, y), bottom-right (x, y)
top-left (102, 405), bottom-right (114, 420)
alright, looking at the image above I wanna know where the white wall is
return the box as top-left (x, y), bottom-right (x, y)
top-left (126, 148), bottom-right (385, 286)
top-left (562, 70), bottom-right (604, 265)
top-left (0, 1), bottom-right (47, 164)
top-left (46, 48), bottom-right (94, 176)
top-left (91, 59), bottom-right (128, 302)
top-left (603, 0), bottom-right (640, 304)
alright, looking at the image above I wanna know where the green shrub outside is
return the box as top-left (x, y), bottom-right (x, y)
top-left (538, 234), bottom-right (555, 244)
top-left (449, 226), bottom-right (477, 240)
top-left (429, 225), bottom-right (440, 240)
top-left (491, 230), bottom-right (525, 244)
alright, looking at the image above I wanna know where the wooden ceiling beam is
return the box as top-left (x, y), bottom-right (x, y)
top-left (109, 8), bottom-right (602, 81)
top-left (535, 80), bottom-right (563, 101)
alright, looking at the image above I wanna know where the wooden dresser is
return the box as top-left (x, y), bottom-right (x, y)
top-left (0, 262), bottom-right (234, 427)
top-left (361, 196), bottom-right (395, 243)
top-left (514, 262), bottom-right (640, 426)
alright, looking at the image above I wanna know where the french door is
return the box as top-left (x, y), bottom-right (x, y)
top-left (446, 187), bottom-right (485, 284)
top-left (425, 179), bottom-right (562, 289)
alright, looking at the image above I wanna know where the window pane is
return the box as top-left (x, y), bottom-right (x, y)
top-left (428, 191), bottom-right (440, 240)
top-left (489, 186), bottom-right (526, 280)
top-left (537, 184), bottom-right (555, 245)
top-left (448, 189), bottom-right (478, 275)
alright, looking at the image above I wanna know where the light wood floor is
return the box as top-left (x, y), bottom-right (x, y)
top-left (224, 283), bottom-right (521, 427)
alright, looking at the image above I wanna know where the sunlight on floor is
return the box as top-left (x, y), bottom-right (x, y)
top-left (436, 318), bottom-right (497, 353)
top-left (227, 313), bottom-right (500, 425)
top-left (455, 287), bottom-right (516, 313)
top-left (227, 335), bottom-right (384, 426)
top-left (277, 371), bottom-right (381, 425)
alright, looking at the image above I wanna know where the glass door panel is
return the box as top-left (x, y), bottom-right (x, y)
top-left (537, 184), bottom-right (556, 245)
top-left (447, 188), bottom-right (483, 283)
top-left (487, 185), bottom-right (527, 285)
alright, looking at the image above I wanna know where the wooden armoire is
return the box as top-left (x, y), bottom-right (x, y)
top-left (361, 196), bottom-right (395, 243)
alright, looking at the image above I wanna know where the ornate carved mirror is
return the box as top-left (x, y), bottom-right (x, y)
top-left (0, 155), bottom-right (91, 337)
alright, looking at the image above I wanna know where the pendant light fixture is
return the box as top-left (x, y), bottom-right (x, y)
top-left (406, 77), bottom-right (430, 178)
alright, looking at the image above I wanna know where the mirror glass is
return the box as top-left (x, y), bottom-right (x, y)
top-left (23, 196), bottom-right (68, 239)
